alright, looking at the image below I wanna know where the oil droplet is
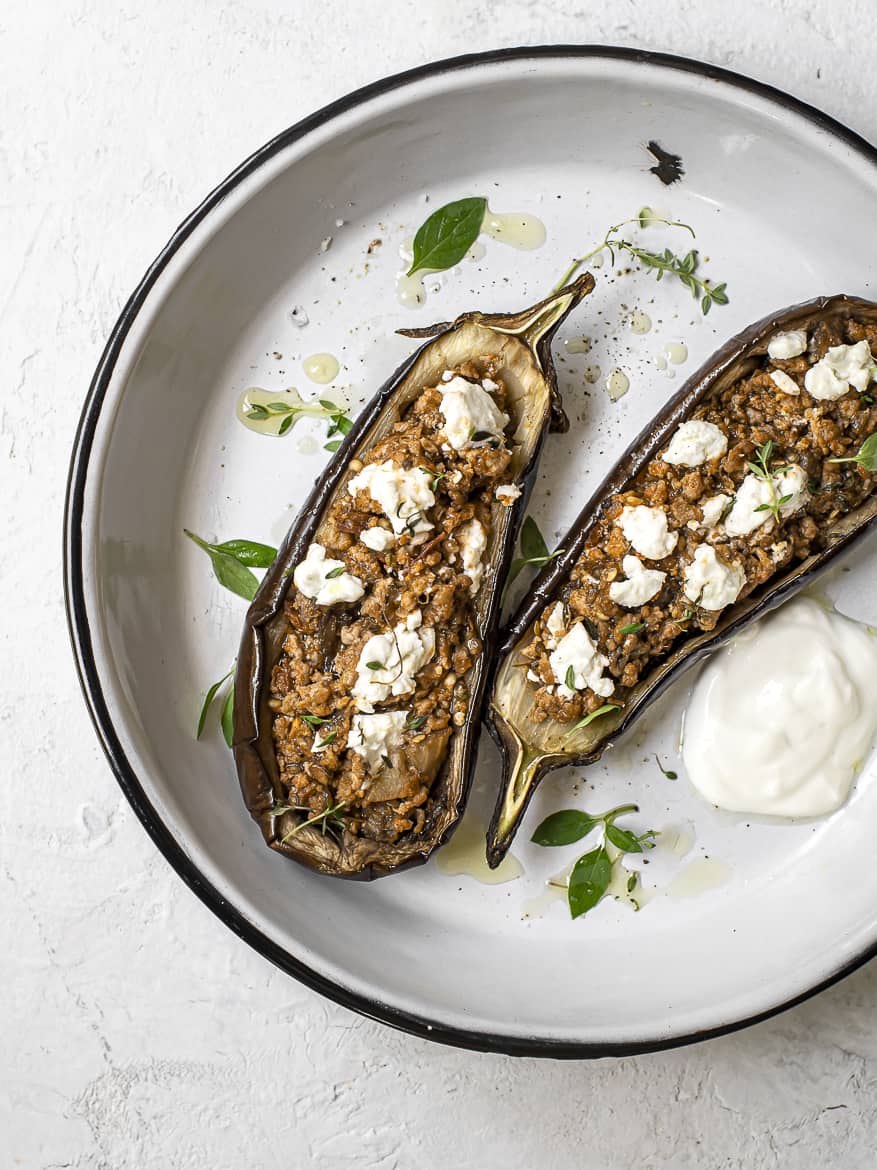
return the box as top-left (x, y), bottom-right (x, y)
top-left (296, 435), bottom-right (319, 456)
top-left (565, 336), bottom-right (592, 355)
top-left (666, 857), bottom-right (731, 899)
top-left (319, 385), bottom-right (352, 413)
top-left (655, 354), bottom-right (668, 371)
top-left (664, 341), bottom-right (689, 365)
top-left (303, 353), bottom-right (340, 384)
top-left (396, 235), bottom-right (436, 309)
top-left (629, 310), bottom-right (653, 335)
top-left (466, 240), bottom-right (487, 262)
top-left (481, 208), bottom-right (546, 251)
top-left (583, 363), bottom-right (602, 385)
top-left (436, 818), bottom-right (522, 885)
top-left (237, 386), bottom-right (306, 437)
top-left (521, 866), bottom-right (569, 919)
top-left (657, 824), bottom-right (695, 859)
top-left (606, 368), bottom-right (630, 401)
top-left (590, 253), bottom-right (604, 268)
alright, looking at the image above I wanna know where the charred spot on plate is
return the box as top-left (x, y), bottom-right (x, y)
top-left (646, 140), bottom-right (685, 186)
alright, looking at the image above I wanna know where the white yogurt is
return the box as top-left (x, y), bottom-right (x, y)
top-left (682, 598), bottom-right (877, 817)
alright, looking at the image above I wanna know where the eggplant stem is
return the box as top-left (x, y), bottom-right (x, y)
top-left (485, 731), bottom-right (548, 869)
top-left (491, 276), bottom-right (593, 354)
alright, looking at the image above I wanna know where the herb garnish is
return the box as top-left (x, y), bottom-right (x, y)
top-left (324, 565), bottom-right (346, 579)
top-left (828, 433), bottom-right (877, 472)
top-left (185, 530), bottom-right (278, 601)
top-left (315, 732), bottom-right (337, 749)
top-left (673, 607), bottom-right (696, 631)
top-left (564, 665), bottom-right (576, 691)
top-left (655, 754), bottom-right (678, 780)
top-left (301, 714), bottom-right (331, 727)
top-left (532, 803), bottom-right (657, 920)
top-left (245, 395), bottom-right (353, 444)
top-left (365, 660), bottom-right (384, 671)
top-left (504, 516), bottom-right (563, 595)
top-left (619, 621), bottom-right (645, 635)
top-left (562, 703), bottom-right (621, 740)
top-left (406, 714), bottom-right (427, 731)
top-left (408, 196), bottom-right (487, 276)
top-left (196, 666), bottom-right (234, 742)
top-left (748, 439), bottom-right (793, 522)
top-left (556, 213), bottom-right (729, 315)
top-left (276, 800), bottom-right (348, 840)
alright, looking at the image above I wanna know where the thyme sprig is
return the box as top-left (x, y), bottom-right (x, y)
top-left (245, 395), bottom-right (353, 443)
top-left (556, 212), bottom-right (729, 315)
top-left (274, 800), bottom-right (349, 841)
top-left (828, 433), bottom-right (877, 472)
top-left (747, 440), bottom-right (793, 522)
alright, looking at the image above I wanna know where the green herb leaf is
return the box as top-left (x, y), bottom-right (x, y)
top-left (564, 664), bottom-right (576, 691)
top-left (365, 660), bottom-right (384, 671)
top-left (316, 732), bottom-right (337, 749)
top-left (563, 703), bottom-right (621, 738)
top-left (520, 515), bottom-right (549, 561)
top-left (324, 440), bottom-right (342, 452)
top-left (324, 565), bottom-right (345, 579)
top-left (196, 668), bottom-right (233, 739)
top-left (220, 685), bottom-right (234, 748)
top-left (302, 714), bottom-right (330, 727)
top-left (185, 530), bottom-right (260, 601)
top-left (245, 404), bottom-right (270, 421)
top-left (567, 846), bottom-right (612, 919)
top-left (265, 401), bottom-right (294, 415)
top-left (408, 196), bottom-right (487, 276)
top-left (605, 823), bottom-right (643, 853)
top-left (406, 714), bottom-right (427, 731)
top-left (278, 414), bottom-right (294, 436)
top-left (829, 432), bottom-right (877, 472)
top-left (531, 810), bottom-right (601, 847)
top-left (213, 539), bottom-right (278, 568)
top-left (655, 753), bottom-right (678, 780)
top-left (619, 622), bottom-right (645, 635)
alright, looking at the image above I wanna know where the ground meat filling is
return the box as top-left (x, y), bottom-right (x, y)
top-left (524, 316), bottom-right (877, 724)
top-left (270, 357), bottom-right (517, 843)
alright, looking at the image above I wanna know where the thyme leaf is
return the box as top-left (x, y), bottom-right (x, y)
top-left (280, 800), bottom-right (348, 841)
top-left (562, 703), bottom-right (621, 740)
top-left (655, 754), bottom-right (678, 780)
top-left (828, 433), bottom-right (877, 472)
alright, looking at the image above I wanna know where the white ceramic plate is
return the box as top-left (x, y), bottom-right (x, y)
top-left (66, 48), bottom-right (877, 1056)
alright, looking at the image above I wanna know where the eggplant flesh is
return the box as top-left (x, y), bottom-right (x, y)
top-left (233, 274), bottom-right (595, 879)
top-left (486, 294), bottom-right (877, 868)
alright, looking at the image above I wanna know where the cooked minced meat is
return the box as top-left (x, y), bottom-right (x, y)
top-left (524, 315), bottom-right (877, 724)
top-left (270, 357), bottom-right (519, 842)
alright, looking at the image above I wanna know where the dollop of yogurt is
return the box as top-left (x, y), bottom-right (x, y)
top-left (682, 597), bottom-right (877, 817)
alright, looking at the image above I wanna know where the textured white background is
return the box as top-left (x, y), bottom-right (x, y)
top-left (4, 2), bottom-right (877, 1166)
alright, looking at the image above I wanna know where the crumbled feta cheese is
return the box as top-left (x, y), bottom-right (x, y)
top-left (458, 518), bottom-right (487, 594)
top-left (352, 617), bottom-right (435, 712)
top-left (804, 340), bottom-right (874, 401)
top-left (347, 711), bottom-right (408, 774)
top-left (311, 731), bottom-right (332, 754)
top-left (549, 622), bottom-right (615, 699)
top-left (724, 466), bottom-right (809, 537)
top-left (687, 493), bottom-right (732, 533)
top-left (526, 669), bottom-right (542, 684)
top-left (609, 555), bottom-right (667, 607)
top-left (360, 525), bottom-right (395, 552)
top-left (683, 545), bottom-right (745, 611)
top-left (544, 602), bottom-right (566, 650)
top-left (769, 370), bottom-right (800, 396)
top-left (348, 461), bottom-right (434, 536)
top-left (293, 543), bottom-right (365, 606)
top-left (767, 329), bottom-right (807, 360)
top-left (438, 376), bottom-right (509, 450)
top-left (495, 483), bottom-right (522, 505)
top-left (662, 420), bottom-right (728, 467)
top-left (618, 505), bottom-right (678, 560)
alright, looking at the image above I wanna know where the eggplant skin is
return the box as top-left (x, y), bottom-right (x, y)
top-left (485, 293), bottom-right (877, 868)
top-left (232, 275), bottom-right (595, 880)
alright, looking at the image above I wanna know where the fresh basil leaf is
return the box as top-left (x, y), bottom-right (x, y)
top-left (185, 530), bottom-right (260, 601)
top-left (519, 515), bottom-right (549, 561)
top-left (214, 539), bottom-right (278, 568)
top-left (531, 809), bottom-right (600, 847)
top-left (408, 196), bottom-right (487, 276)
top-left (335, 415), bottom-right (353, 436)
top-left (196, 668), bottom-right (233, 739)
top-left (605, 823), bottom-right (643, 853)
top-left (568, 846), bottom-right (612, 919)
top-left (220, 685), bottom-right (234, 748)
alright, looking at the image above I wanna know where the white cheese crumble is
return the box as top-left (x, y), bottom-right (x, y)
top-left (724, 465), bottom-right (809, 537)
top-left (292, 543), bottom-right (365, 606)
top-left (683, 545), bottom-right (745, 611)
top-left (662, 420), bottom-right (728, 467)
top-left (347, 711), bottom-right (408, 774)
top-left (495, 483), bottom-right (522, 505)
top-left (311, 731), bottom-right (333, 754)
top-left (608, 555), bottom-right (667, 607)
top-left (618, 505), bottom-right (678, 560)
top-left (544, 601), bottom-right (566, 650)
top-left (769, 369), bottom-right (800, 396)
top-left (438, 375), bottom-right (509, 451)
top-left (359, 525), bottom-right (395, 552)
top-left (458, 518), bottom-right (487, 594)
top-left (549, 622), bottom-right (615, 699)
top-left (804, 340), bottom-right (875, 401)
top-left (352, 612), bottom-right (435, 713)
top-left (348, 461), bottom-right (435, 536)
top-left (687, 493), bottom-right (732, 533)
top-left (767, 329), bottom-right (808, 360)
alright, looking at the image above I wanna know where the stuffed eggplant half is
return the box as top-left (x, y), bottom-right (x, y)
top-left (234, 275), bottom-right (595, 879)
top-left (487, 294), bottom-right (877, 867)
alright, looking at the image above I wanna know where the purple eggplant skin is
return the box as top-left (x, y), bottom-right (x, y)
top-left (233, 274), bottom-right (596, 880)
top-left (485, 293), bottom-right (877, 869)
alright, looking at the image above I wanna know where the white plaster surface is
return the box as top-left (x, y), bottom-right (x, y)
top-left (4, 2), bottom-right (877, 1166)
